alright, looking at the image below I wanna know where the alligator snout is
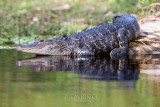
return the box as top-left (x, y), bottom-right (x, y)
top-left (16, 45), bottom-right (23, 51)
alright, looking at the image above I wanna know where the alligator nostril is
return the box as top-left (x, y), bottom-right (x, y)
top-left (16, 45), bottom-right (22, 50)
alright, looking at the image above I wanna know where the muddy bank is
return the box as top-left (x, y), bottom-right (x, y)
top-left (130, 12), bottom-right (160, 55)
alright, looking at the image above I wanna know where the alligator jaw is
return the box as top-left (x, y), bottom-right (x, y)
top-left (16, 45), bottom-right (37, 54)
top-left (16, 45), bottom-right (52, 55)
top-left (16, 45), bottom-right (30, 52)
top-left (16, 45), bottom-right (24, 52)
top-left (16, 45), bottom-right (23, 51)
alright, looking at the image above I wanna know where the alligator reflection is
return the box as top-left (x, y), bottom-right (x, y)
top-left (17, 56), bottom-right (140, 81)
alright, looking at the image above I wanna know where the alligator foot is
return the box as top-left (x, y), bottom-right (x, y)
top-left (110, 28), bottom-right (129, 58)
top-left (110, 47), bottom-right (127, 59)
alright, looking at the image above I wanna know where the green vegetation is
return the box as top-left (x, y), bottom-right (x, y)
top-left (0, 0), bottom-right (159, 45)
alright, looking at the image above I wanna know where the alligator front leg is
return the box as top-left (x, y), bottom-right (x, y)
top-left (110, 28), bottom-right (128, 58)
top-left (73, 49), bottom-right (95, 56)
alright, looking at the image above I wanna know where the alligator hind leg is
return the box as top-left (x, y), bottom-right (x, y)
top-left (110, 28), bottom-right (128, 58)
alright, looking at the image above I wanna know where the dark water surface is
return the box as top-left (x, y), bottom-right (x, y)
top-left (0, 49), bottom-right (160, 107)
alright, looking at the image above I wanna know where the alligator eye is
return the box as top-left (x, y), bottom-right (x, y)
top-left (37, 39), bottom-right (45, 44)
top-left (39, 39), bottom-right (44, 42)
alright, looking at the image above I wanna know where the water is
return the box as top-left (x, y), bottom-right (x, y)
top-left (0, 49), bottom-right (160, 107)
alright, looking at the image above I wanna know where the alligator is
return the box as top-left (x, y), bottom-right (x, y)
top-left (16, 56), bottom-right (139, 81)
top-left (16, 15), bottom-right (140, 57)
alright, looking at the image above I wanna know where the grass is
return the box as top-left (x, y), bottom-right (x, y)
top-left (0, 0), bottom-right (159, 45)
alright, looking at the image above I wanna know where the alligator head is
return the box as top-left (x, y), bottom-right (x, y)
top-left (16, 38), bottom-right (72, 55)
